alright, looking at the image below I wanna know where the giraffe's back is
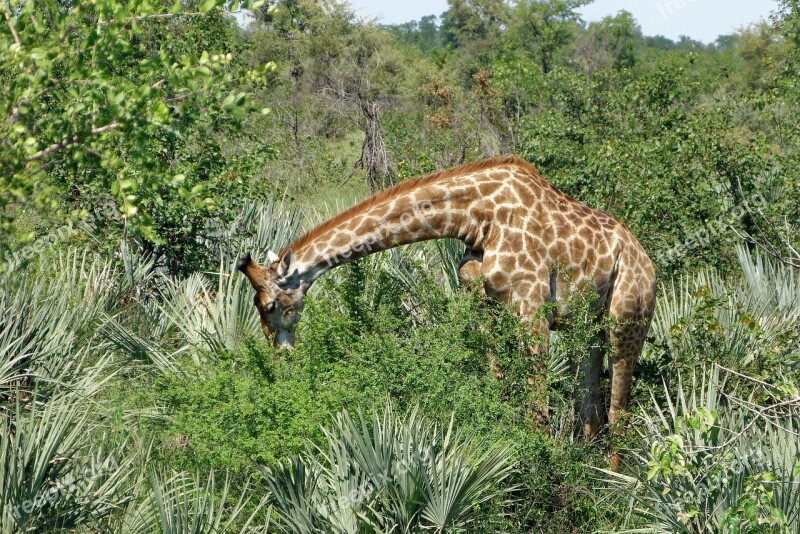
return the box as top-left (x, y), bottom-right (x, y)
top-left (461, 159), bottom-right (655, 321)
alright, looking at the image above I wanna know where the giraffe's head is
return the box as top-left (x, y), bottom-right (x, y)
top-left (237, 250), bottom-right (306, 349)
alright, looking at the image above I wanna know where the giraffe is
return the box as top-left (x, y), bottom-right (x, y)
top-left (238, 156), bottom-right (657, 455)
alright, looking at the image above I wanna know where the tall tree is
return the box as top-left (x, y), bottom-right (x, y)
top-left (586, 10), bottom-right (640, 69)
top-left (441, 0), bottom-right (509, 50)
top-left (251, 0), bottom-right (342, 164)
top-left (507, 0), bottom-right (589, 74)
top-left (254, 0), bottom-right (401, 191)
top-left (322, 23), bottom-right (402, 191)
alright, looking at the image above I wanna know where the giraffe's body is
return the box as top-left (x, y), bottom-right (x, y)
top-left (239, 156), bottom-right (657, 453)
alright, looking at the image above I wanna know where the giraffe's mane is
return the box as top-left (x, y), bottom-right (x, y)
top-left (283, 156), bottom-right (540, 255)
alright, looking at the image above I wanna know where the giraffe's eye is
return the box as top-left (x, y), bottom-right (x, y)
top-left (255, 295), bottom-right (277, 313)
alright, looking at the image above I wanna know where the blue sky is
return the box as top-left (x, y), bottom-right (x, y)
top-left (347, 0), bottom-right (780, 43)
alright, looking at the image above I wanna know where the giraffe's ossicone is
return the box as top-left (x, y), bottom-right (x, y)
top-left (238, 156), bottom-right (657, 460)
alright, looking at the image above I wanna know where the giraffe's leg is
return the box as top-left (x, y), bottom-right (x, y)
top-left (608, 323), bottom-right (646, 426)
top-left (525, 316), bottom-right (550, 429)
top-left (458, 249), bottom-right (484, 289)
top-left (581, 341), bottom-right (606, 439)
top-left (605, 262), bottom-right (657, 470)
top-left (606, 319), bottom-right (649, 469)
top-left (482, 256), bottom-right (552, 429)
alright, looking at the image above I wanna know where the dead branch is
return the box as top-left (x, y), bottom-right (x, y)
top-left (24, 122), bottom-right (121, 163)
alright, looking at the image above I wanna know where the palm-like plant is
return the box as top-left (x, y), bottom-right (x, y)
top-left (603, 365), bottom-right (800, 533)
top-left (647, 244), bottom-right (800, 372)
top-left (118, 470), bottom-right (267, 533)
top-left (1, 244), bottom-right (266, 532)
top-left (0, 250), bottom-right (119, 397)
top-left (155, 261), bottom-right (261, 354)
top-left (736, 244), bottom-right (800, 321)
top-left (263, 402), bottom-right (516, 533)
top-left (0, 389), bottom-right (125, 532)
top-left (204, 199), bottom-right (306, 265)
top-left (378, 239), bottom-right (466, 297)
top-left (0, 248), bottom-right (145, 532)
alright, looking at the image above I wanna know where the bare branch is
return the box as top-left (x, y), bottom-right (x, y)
top-left (701, 365), bottom-right (800, 459)
top-left (2, 1), bottom-right (21, 47)
top-left (7, 99), bottom-right (26, 125)
top-left (716, 364), bottom-right (785, 391)
top-left (736, 208), bottom-right (800, 269)
top-left (132, 12), bottom-right (206, 21)
top-left (24, 122), bottom-right (121, 163)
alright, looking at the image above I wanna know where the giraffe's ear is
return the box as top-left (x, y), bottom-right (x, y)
top-left (277, 249), bottom-right (300, 288)
top-left (267, 250), bottom-right (280, 264)
top-left (236, 252), bottom-right (252, 273)
top-left (236, 252), bottom-right (265, 291)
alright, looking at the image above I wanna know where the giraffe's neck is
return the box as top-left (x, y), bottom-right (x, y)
top-left (284, 172), bottom-right (494, 283)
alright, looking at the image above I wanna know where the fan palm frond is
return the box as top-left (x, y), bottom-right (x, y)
top-left (155, 262), bottom-right (261, 355)
top-left (263, 402), bottom-right (516, 533)
top-left (122, 470), bottom-right (265, 534)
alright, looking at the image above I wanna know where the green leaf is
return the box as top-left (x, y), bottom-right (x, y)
top-left (30, 47), bottom-right (48, 60)
top-left (647, 464), bottom-right (660, 481)
top-left (198, 0), bottom-right (218, 13)
top-left (221, 93), bottom-right (236, 110)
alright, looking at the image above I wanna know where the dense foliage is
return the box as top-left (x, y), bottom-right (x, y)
top-left (1, 0), bottom-right (799, 531)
